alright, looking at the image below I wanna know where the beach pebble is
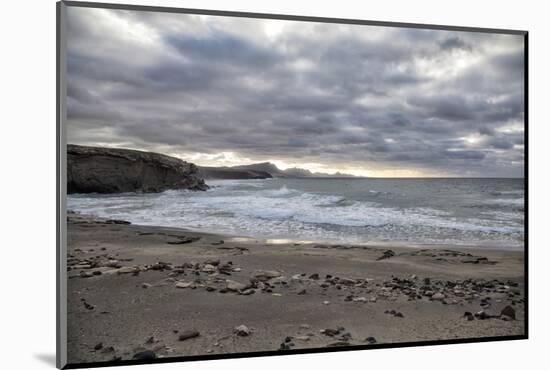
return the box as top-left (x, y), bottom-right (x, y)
top-left (253, 270), bottom-right (282, 281)
top-left (352, 297), bottom-right (367, 303)
top-left (323, 301), bottom-right (331, 305)
top-left (94, 342), bottom-right (103, 351)
top-left (365, 336), bottom-right (377, 344)
top-left (431, 292), bottom-right (445, 301)
top-left (226, 280), bottom-right (247, 291)
top-left (297, 289), bottom-right (306, 295)
top-left (175, 281), bottom-right (193, 289)
top-left (133, 350), bottom-right (156, 360)
top-left (234, 325), bottom-right (251, 336)
top-left (309, 273), bottom-right (320, 280)
top-left (178, 330), bottom-right (200, 341)
top-left (201, 264), bottom-right (217, 273)
top-left (117, 266), bottom-right (137, 274)
top-left (474, 310), bottom-right (490, 320)
top-left (464, 312), bottom-right (474, 321)
top-left (141, 283), bottom-right (152, 289)
top-left (321, 328), bottom-right (340, 336)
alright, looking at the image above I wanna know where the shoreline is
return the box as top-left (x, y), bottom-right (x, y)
top-left (66, 213), bottom-right (525, 365)
top-left (67, 210), bottom-right (524, 253)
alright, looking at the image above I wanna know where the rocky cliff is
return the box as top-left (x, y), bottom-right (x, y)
top-left (67, 145), bottom-right (208, 194)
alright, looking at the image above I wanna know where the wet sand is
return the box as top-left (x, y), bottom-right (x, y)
top-left (66, 213), bottom-right (525, 365)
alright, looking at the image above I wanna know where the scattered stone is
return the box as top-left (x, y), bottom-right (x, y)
top-left (501, 305), bottom-right (516, 320)
top-left (141, 283), bottom-right (152, 289)
top-left (253, 270), bottom-right (282, 281)
top-left (431, 292), bottom-right (445, 301)
top-left (299, 324), bottom-right (310, 329)
top-left (352, 297), bottom-right (367, 303)
top-left (211, 240), bottom-right (224, 245)
top-left (83, 302), bottom-right (95, 310)
top-left (94, 342), bottom-right (103, 351)
top-left (201, 264), bottom-right (217, 273)
top-left (166, 236), bottom-right (201, 245)
top-left (323, 301), bottom-right (331, 305)
top-left (464, 312), bottom-right (474, 321)
top-left (377, 250), bottom-right (396, 261)
top-left (474, 310), bottom-right (490, 320)
top-left (279, 342), bottom-right (291, 350)
top-left (145, 336), bottom-right (155, 344)
top-left (175, 281), bottom-right (193, 289)
top-left (321, 328), bottom-right (341, 337)
top-left (309, 273), bottom-right (320, 280)
top-left (226, 280), bottom-right (247, 291)
top-left (132, 350), bottom-right (156, 360)
top-left (272, 293), bottom-right (282, 297)
top-left (79, 271), bottom-right (94, 278)
top-left (297, 289), bottom-right (306, 295)
top-left (234, 325), bottom-right (251, 336)
top-left (295, 336), bottom-right (310, 341)
top-left (117, 266), bottom-right (137, 274)
top-left (178, 330), bottom-right (200, 341)
top-left (365, 336), bottom-right (377, 344)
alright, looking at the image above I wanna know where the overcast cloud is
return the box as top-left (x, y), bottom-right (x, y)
top-left (65, 7), bottom-right (525, 177)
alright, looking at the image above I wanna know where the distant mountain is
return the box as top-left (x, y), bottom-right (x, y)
top-left (198, 166), bottom-right (273, 180)
top-left (199, 162), bottom-right (356, 179)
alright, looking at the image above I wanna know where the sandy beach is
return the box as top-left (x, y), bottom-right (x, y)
top-left (65, 213), bottom-right (525, 365)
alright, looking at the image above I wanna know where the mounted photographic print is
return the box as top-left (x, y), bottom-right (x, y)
top-left (56, 1), bottom-right (527, 368)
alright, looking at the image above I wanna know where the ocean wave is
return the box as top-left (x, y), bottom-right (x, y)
top-left (67, 179), bottom-right (525, 247)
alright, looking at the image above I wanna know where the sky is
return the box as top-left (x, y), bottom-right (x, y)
top-left (65, 6), bottom-right (525, 177)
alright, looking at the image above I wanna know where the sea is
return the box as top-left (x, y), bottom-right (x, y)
top-left (67, 178), bottom-right (525, 250)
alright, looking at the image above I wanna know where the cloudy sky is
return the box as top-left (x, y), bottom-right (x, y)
top-left (65, 6), bottom-right (525, 177)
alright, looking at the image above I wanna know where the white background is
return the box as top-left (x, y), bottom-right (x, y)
top-left (1, 0), bottom-right (547, 369)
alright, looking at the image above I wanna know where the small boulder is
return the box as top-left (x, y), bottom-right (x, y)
top-left (178, 330), bottom-right (200, 341)
top-left (234, 325), bottom-right (251, 336)
top-left (501, 305), bottom-right (516, 320)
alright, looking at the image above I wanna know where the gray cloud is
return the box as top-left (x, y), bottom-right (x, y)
top-left (65, 7), bottom-right (525, 177)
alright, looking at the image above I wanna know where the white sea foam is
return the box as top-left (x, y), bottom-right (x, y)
top-left (68, 179), bottom-right (525, 249)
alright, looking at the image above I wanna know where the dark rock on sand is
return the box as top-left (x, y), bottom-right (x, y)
top-left (94, 342), bottom-right (103, 351)
top-left (67, 144), bottom-right (208, 194)
top-left (501, 305), bottom-right (516, 320)
top-left (365, 336), bottom-right (377, 344)
top-left (474, 310), bottom-right (490, 320)
top-left (178, 330), bottom-right (200, 341)
top-left (132, 350), bottom-right (157, 360)
top-left (464, 312), bottom-right (475, 321)
top-left (377, 250), bottom-right (396, 261)
top-left (166, 236), bottom-right (201, 245)
top-left (321, 328), bottom-right (341, 337)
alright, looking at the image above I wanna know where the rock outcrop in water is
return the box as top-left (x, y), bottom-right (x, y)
top-left (67, 144), bottom-right (208, 194)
